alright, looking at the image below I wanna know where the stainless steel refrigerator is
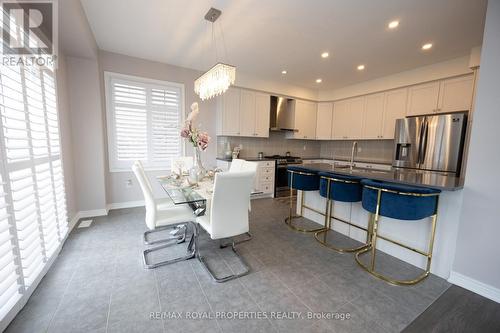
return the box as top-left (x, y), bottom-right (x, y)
top-left (392, 112), bottom-right (467, 175)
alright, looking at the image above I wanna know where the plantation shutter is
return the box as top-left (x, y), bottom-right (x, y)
top-left (0, 171), bottom-right (22, 321)
top-left (0, 60), bottom-right (68, 323)
top-left (106, 74), bottom-right (184, 171)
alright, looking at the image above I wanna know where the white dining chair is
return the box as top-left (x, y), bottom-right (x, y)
top-left (229, 158), bottom-right (245, 172)
top-left (170, 156), bottom-right (194, 175)
top-left (229, 159), bottom-right (257, 211)
top-left (132, 161), bottom-right (196, 269)
top-left (194, 170), bottom-right (255, 282)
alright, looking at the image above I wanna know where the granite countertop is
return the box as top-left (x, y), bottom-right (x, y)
top-left (302, 157), bottom-right (393, 165)
top-left (216, 157), bottom-right (275, 162)
top-left (299, 163), bottom-right (464, 191)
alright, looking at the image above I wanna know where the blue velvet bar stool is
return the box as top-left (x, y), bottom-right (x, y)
top-left (314, 172), bottom-right (370, 252)
top-left (355, 179), bottom-right (441, 285)
top-left (285, 166), bottom-right (324, 233)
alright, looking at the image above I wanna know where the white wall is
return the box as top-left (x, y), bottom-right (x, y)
top-left (318, 55), bottom-right (473, 101)
top-left (65, 56), bottom-right (107, 212)
top-left (451, 0), bottom-right (500, 302)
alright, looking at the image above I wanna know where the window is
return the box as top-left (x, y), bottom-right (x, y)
top-left (0, 62), bottom-right (67, 324)
top-left (104, 72), bottom-right (185, 171)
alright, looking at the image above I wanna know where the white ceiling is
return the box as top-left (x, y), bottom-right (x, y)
top-left (80, 0), bottom-right (486, 90)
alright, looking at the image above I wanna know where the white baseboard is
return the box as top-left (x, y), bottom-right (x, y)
top-left (76, 208), bottom-right (108, 219)
top-left (106, 200), bottom-right (145, 211)
top-left (448, 271), bottom-right (500, 304)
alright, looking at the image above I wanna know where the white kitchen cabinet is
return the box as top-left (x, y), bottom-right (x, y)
top-left (217, 88), bottom-right (270, 138)
top-left (239, 89), bottom-right (256, 137)
top-left (382, 88), bottom-right (408, 139)
top-left (217, 87), bottom-right (241, 136)
top-left (316, 102), bottom-right (333, 140)
top-left (406, 81), bottom-right (440, 116)
top-left (362, 93), bottom-right (385, 139)
top-left (406, 74), bottom-right (473, 117)
top-left (254, 160), bottom-right (275, 197)
top-left (288, 100), bottom-right (317, 139)
top-left (333, 97), bottom-right (364, 140)
top-left (332, 99), bottom-right (349, 139)
top-left (254, 92), bottom-right (270, 137)
top-left (437, 75), bottom-right (474, 113)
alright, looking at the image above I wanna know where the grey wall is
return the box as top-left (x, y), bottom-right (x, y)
top-left (452, 0), bottom-right (500, 291)
top-left (98, 51), bottom-right (217, 204)
top-left (66, 56), bottom-right (107, 212)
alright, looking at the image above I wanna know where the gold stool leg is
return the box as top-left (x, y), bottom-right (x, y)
top-left (355, 190), bottom-right (438, 286)
top-left (314, 178), bottom-right (371, 253)
top-left (285, 172), bottom-right (326, 233)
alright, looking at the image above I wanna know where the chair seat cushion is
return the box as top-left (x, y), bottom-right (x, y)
top-left (155, 204), bottom-right (195, 228)
top-left (360, 179), bottom-right (441, 220)
top-left (319, 172), bottom-right (362, 202)
top-left (287, 166), bottom-right (319, 191)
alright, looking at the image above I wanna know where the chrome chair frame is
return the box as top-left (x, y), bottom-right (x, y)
top-left (285, 170), bottom-right (326, 233)
top-left (143, 223), bottom-right (187, 245)
top-left (354, 184), bottom-right (440, 286)
top-left (142, 222), bottom-right (196, 269)
top-left (314, 176), bottom-right (371, 253)
top-left (194, 223), bottom-right (250, 283)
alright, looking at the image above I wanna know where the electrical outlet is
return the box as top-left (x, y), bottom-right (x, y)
top-left (126, 179), bottom-right (133, 188)
top-left (357, 147), bottom-right (362, 152)
top-left (303, 145), bottom-right (307, 150)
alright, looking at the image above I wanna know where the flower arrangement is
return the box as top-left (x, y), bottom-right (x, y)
top-left (180, 102), bottom-right (211, 151)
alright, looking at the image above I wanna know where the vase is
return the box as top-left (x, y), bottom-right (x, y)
top-left (188, 147), bottom-right (206, 184)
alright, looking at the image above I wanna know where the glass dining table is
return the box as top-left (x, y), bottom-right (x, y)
top-left (157, 175), bottom-right (213, 216)
top-left (157, 174), bottom-right (264, 217)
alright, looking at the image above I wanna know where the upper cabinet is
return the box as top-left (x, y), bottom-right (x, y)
top-left (254, 92), bottom-right (271, 137)
top-left (406, 81), bottom-right (440, 116)
top-left (437, 75), bottom-right (474, 113)
top-left (216, 87), bottom-right (270, 137)
top-left (332, 97), bottom-right (364, 140)
top-left (362, 93), bottom-right (385, 139)
top-left (382, 88), bottom-right (408, 139)
top-left (407, 74), bottom-right (473, 116)
top-left (217, 87), bottom-right (240, 136)
top-left (315, 102), bottom-right (333, 140)
top-left (239, 89), bottom-right (256, 137)
top-left (287, 100), bottom-right (317, 139)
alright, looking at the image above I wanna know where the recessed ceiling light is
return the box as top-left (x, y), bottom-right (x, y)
top-left (357, 64), bottom-right (365, 71)
top-left (388, 20), bottom-right (399, 29)
top-left (422, 43), bottom-right (433, 50)
top-left (281, 70), bottom-right (287, 75)
top-left (321, 52), bottom-right (329, 58)
top-left (316, 78), bottom-right (322, 83)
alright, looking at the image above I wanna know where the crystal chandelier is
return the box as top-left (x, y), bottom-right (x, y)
top-left (194, 63), bottom-right (235, 101)
top-left (194, 8), bottom-right (236, 101)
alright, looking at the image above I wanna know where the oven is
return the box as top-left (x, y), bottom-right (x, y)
top-left (264, 155), bottom-right (303, 198)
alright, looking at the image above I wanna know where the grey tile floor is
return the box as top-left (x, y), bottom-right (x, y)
top-left (6, 198), bottom-right (450, 333)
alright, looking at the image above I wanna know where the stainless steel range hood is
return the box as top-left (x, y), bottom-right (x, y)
top-left (269, 96), bottom-right (297, 131)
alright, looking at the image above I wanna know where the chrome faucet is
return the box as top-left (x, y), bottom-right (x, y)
top-left (350, 141), bottom-right (358, 171)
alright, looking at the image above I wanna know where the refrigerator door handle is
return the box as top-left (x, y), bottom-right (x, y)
top-left (416, 120), bottom-right (424, 167)
top-left (421, 119), bottom-right (429, 165)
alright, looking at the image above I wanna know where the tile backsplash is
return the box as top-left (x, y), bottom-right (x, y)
top-left (217, 132), bottom-right (394, 164)
top-left (320, 140), bottom-right (394, 164)
top-left (217, 132), bottom-right (321, 158)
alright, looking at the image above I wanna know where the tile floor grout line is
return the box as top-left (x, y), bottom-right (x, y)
top-left (153, 262), bottom-right (167, 333)
top-left (104, 255), bottom-right (118, 333)
top-left (43, 252), bottom-right (80, 333)
top-left (189, 260), bottom-right (224, 333)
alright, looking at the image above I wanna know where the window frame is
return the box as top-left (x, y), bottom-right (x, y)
top-left (104, 71), bottom-right (186, 172)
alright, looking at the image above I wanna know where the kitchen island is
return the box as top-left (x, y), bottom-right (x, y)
top-left (294, 163), bottom-right (464, 280)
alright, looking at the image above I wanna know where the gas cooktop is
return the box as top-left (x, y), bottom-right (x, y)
top-left (264, 155), bottom-right (303, 165)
